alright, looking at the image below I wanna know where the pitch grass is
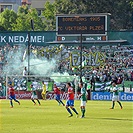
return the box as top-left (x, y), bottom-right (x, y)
top-left (0, 100), bottom-right (132, 133)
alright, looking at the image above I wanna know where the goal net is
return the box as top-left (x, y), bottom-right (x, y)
top-left (5, 75), bottom-right (78, 100)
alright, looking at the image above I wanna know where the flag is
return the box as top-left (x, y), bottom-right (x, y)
top-left (95, 81), bottom-right (112, 91)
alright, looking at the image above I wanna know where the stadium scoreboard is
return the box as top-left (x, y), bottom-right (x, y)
top-left (56, 15), bottom-right (107, 35)
top-left (56, 14), bottom-right (109, 41)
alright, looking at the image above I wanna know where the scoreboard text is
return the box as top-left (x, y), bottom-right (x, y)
top-left (56, 15), bottom-right (107, 35)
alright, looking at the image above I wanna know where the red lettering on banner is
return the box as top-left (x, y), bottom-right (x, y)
top-left (15, 91), bottom-right (32, 99)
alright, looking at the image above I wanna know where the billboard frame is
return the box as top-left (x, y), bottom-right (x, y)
top-left (56, 13), bottom-right (111, 36)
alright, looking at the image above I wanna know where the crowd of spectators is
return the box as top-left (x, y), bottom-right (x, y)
top-left (0, 43), bottom-right (133, 94)
top-left (84, 45), bottom-right (133, 83)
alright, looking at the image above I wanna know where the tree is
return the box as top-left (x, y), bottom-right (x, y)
top-left (12, 15), bottom-right (30, 31)
top-left (53, 0), bottom-right (133, 30)
top-left (18, 5), bottom-right (29, 14)
top-left (42, 0), bottom-right (86, 30)
top-left (83, 0), bottom-right (133, 30)
top-left (26, 8), bottom-right (44, 31)
top-left (0, 25), bottom-right (6, 31)
top-left (0, 8), bottom-right (17, 31)
top-left (42, 1), bottom-right (56, 30)
top-left (12, 6), bottom-right (44, 31)
top-left (54, 0), bottom-right (86, 14)
top-left (0, 1), bottom-right (132, 31)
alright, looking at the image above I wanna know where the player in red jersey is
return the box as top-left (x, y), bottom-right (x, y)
top-left (65, 82), bottom-right (78, 117)
top-left (8, 84), bottom-right (20, 108)
top-left (53, 84), bottom-right (65, 106)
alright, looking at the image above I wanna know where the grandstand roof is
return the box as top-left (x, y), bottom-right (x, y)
top-left (46, 40), bottom-right (128, 46)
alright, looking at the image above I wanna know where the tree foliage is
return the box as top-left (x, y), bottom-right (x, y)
top-left (12, 6), bottom-right (44, 31)
top-left (42, 1), bottom-right (56, 30)
top-left (54, 0), bottom-right (133, 30)
top-left (0, 9), bottom-right (17, 31)
top-left (54, 0), bottom-right (87, 14)
top-left (0, 1), bottom-right (132, 31)
top-left (83, 0), bottom-right (133, 30)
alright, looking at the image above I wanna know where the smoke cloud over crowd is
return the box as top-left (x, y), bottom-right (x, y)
top-left (2, 44), bottom-right (74, 82)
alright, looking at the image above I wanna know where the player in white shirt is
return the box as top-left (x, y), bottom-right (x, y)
top-left (110, 82), bottom-right (123, 109)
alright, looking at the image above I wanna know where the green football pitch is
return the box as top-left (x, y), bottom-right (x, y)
top-left (0, 100), bottom-right (132, 133)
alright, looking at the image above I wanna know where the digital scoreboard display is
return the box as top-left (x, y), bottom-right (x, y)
top-left (56, 15), bottom-right (107, 35)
